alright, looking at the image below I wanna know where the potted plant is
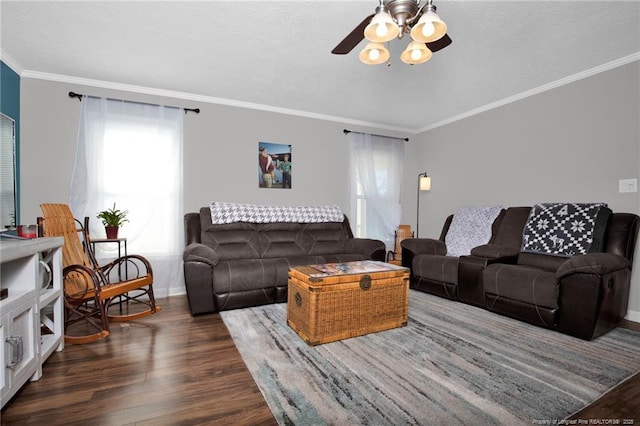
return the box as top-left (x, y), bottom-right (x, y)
top-left (97, 203), bottom-right (129, 239)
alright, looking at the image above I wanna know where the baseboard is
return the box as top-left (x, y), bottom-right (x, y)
top-left (625, 309), bottom-right (640, 323)
top-left (168, 287), bottom-right (187, 297)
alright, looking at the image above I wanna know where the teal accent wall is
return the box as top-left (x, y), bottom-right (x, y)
top-left (0, 61), bottom-right (20, 224)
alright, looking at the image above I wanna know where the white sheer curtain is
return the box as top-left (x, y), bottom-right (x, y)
top-left (347, 132), bottom-right (404, 251)
top-left (70, 96), bottom-right (184, 297)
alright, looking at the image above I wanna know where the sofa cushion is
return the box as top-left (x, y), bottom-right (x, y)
top-left (201, 221), bottom-right (261, 261)
top-left (412, 254), bottom-right (459, 285)
top-left (492, 207), bottom-right (531, 248)
top-left (213, 259), bottom-right (278, 294)
top-left (517, 252), bottom-right (567, 272)
top-left (257, 222), bottom-right (307, 258)
top-left (303, 222), bottom-right (348, 255)
top-left (483, 264), bottom-right (559, 309)
top-left (445, 206), bottom-right (503, 257)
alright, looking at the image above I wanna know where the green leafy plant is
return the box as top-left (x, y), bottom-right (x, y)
top-left (97, 203), bottom-right (129, 227)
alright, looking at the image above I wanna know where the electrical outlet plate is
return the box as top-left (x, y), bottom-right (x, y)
top-left (619, 178), bottom-right (638, 193)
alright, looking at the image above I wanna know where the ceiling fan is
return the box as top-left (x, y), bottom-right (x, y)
top-left (331, 0), bottom-right (452, 65)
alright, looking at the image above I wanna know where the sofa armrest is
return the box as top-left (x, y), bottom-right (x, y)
top-left (470, 244), bottom-right (519, 259)
top-left (184, 212), bottom-right (202, 246)
top-left (556, 253), bottom-right (631, 340)
top-left (183, 243), bottom-right (219, 267)
top-left (400, 238), bottom-right (447, 270)
top-left (401, 238), bottom-right (447, 256)
top-left (344, 238), bottom-right (386, 261)
top-left (556, 253), bottom-right (629, 279)
top-left (183, 243), bottom-right (220, 315)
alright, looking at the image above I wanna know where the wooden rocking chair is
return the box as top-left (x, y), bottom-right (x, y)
top-left (40, 203), bottom-right (160, 344)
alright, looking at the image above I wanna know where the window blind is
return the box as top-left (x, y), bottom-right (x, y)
top-left (0, 113), bottom-right (16, 229)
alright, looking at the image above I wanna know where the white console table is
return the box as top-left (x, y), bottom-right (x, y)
top-left (0, 237), bottom-right (65, 408)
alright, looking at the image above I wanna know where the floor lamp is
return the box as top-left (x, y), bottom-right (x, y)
top-left (416, 172), bottom-right (431, 238)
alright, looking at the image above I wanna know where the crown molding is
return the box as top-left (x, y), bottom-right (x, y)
top-left (14, 51), bottom-right (639, 136)
top-left (20, 69), bottom-right (414, 134)
top-left (417, 52), bottom-right (640, 134)
top-left (0, 50), bottom-right (24, 75)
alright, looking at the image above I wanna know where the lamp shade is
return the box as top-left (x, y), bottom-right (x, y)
top-left (419, 175), bottom-right (431, 191)
top-left (410, 10), bottom-right (447, 43)
top-left (364, 11), bottom-right (400, 43)
top-left (359, 42), bottom-right (390, 65)
top-left (400, 41), bottom-right (432, 65)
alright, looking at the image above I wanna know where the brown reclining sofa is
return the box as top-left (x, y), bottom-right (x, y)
top-left (402, 204), bottom-right (639, 340)
top-left (184, 205), bottom-right (386, 315)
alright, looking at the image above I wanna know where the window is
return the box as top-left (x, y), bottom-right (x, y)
top-left (355, 180), bottom-right (366, 238)
top-left (70, 97), bottom-right (183, 296)
top-left (99, 117), bottom-right (182, 254)
top-left (347, 132), bottom-right (404, 250)
top-left (0, 113), bottom-right (16, 229)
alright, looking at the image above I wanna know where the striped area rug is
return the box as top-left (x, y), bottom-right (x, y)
top-left (221, 290), bottom-right (640, 425)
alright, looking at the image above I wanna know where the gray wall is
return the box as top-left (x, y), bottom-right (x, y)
top-left (20, 61), bottom-right (640, 317)
top-left (19, 78), bottom-right (399, 225)
top-left (402, 60), bottom-right (640, 317)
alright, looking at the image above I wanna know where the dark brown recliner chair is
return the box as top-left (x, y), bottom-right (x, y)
top-left (482, 210), bottom-right (639, 340)
top-left (456, 207), bottom-right (532, 306)
top-left (401, 207), bottom-right (531, 305)
top-left (400, 214), bottom-right (460, 300)
top-left (401, 208), bottom-right (505, 301)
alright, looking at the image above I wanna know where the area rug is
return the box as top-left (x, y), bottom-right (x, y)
top-left (221, 290), bottom-right (640, 425)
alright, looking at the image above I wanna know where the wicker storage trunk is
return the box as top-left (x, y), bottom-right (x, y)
top-left (287, 261), bottom-right (410, 345)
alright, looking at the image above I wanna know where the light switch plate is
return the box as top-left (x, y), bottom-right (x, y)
top-left (619, 178), bottom-right (638, 193)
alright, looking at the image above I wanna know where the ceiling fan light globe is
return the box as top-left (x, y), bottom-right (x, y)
top-left (375, 23), bottom-right (387, 38)
top-left (421, 22), bottom-right (435, 38)
top-left (364, 11), bottom-right (400, 42)
top-left (400, 41), bottom-right (432, 65)
top-left (410, 11), bottom-right (446, 43)
top-left (359, 42), bottom-right (390, 65)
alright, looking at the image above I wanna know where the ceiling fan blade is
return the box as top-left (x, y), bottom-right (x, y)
top-left (426, 34), bottom-right (452, 53)
top-left (331, 14), bottom-right (375, 55)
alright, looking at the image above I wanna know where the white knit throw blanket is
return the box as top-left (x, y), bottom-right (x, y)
top-left (445, 206), bottom-right (503, 257)
top-left (210, 202), bottom-right (344, 224)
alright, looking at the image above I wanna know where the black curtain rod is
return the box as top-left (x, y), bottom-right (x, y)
top-left (68, 91), bottom-right (200, 114)
top-left (343, 129), bottom-right (409, 142)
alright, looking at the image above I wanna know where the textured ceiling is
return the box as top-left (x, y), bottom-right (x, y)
top-left (1, 1), bottom-right (639, 132)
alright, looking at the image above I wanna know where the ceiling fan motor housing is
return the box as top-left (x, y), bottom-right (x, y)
top-left (331, 0), bottom-right (450, 60)
top-left (385, 0), bottom-right (422, 35)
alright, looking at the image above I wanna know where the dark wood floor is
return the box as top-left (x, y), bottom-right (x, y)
top-left (568, 319), bottom-right (640, 422)
top-left (2, 296), bottom-right (639, 425)
top-left (1, 296), bottom-right (276, 426)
